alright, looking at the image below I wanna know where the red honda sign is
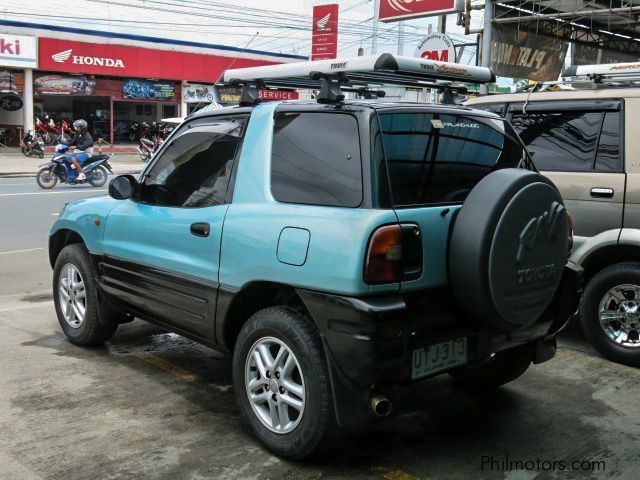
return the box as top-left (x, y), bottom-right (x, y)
top-left (311, 4), bottom-right (339, 61)
top-left (38, 38), bottom-right (281, 83)
top-left (378, 0), bottom-right (463, 22)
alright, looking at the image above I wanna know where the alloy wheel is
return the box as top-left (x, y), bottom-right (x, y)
top-left (598, 284), bottom-right (640, 348)
top-left (244, 336), bottom-right (306, 434)
top-left (58, 263), bottom-right (87, 329)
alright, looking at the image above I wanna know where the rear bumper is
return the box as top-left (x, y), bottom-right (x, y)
top-left (298, 262), bottom-right (583, 427)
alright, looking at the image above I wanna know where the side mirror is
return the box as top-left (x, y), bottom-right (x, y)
top-left (109, 174), bottom-right (138, 200)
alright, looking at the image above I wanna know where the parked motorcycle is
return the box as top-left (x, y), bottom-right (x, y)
top-left (36, 144), bottom-right (113, 189)
top-left (138, 136), bottom-right (164, 162)
top-left (21, 130), bottom-right (45, 158)
top-left (128, 121), bottom-right (140, 143)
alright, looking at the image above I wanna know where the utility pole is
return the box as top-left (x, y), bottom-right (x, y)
top-left (372, 0), bottom-right (380, 54)
top-left (481, 0), bottom-right (494, 67)
top-left (397, 21), bottom-right (404, 55)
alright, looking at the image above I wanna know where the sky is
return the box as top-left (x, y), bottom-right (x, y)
top-left (0, 0), bottom-right (487, 64)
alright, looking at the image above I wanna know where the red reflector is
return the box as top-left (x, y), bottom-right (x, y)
top-left (364, 225), bottom-right (402, 284)
top-left (566, 211), bottom-right (574, 251)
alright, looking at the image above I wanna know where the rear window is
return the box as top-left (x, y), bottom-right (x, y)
top-left (271, 112), bottom-right (362, 207)
top-left (376, 112), bottom-right (527, 207)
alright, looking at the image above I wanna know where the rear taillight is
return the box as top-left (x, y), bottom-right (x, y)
top-left (566, 211), bottom-right (574, 251)
top-left (364, 224), bottom-right (423, 284)
top-left (364, 225), bottom-right (403, 284)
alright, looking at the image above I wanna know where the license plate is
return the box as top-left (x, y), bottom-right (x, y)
top-left (411, 337), bottom-right (468, 380)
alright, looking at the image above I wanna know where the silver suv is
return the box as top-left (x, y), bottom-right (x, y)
top-left (467, 76), bottom-right (640, 366)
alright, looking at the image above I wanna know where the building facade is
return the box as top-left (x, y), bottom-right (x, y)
top-left (0, 20), bottom-right (304, 145)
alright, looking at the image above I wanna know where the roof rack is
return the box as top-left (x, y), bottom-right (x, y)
top-left (220, 53), bottom-right (495, 105)
top-left (561, 62), bottom-right (640, 85)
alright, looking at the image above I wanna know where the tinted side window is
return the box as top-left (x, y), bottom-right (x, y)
top-left (271, 112), bottom-right (362, 207)
top-left (596, 111), bottom-right (622, 172)
top-left (142, 123), bottom-right (245, 207)
top-left (511, 111), bottom-right (603, 172)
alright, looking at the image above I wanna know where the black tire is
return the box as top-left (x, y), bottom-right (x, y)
top-left (232, 307), bottom-right (334, 459)
top-left (38, 149), bottom-right (44, 159)
top-left (579, 262), bottom-right (640, 366)
top-left (448, 343), bottom-right (533, 389)
top-left (53, 244), bottom-right (119, 346)
top-left (89, 166), bottom-right (108, 187)
top-left (36, 167), bottom-right (58, 189)
top-left (21, 145), bottom-right (28, 155)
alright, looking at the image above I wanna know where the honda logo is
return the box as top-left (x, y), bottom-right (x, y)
top-left (316, 13), bottom-right (331, 31)
top-left (51, 49), bottom-right (125, 68)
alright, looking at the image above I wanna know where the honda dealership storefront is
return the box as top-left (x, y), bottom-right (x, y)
top-left (0, 22), bottom-right (304, 145)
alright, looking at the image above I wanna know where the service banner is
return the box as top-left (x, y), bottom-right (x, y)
top-left (218, 87), bottom-right (299, 103)
top-left (490, 25), bottom-right (568, 81)
top-left (34, 73), bottom-right (96, 95)
top-left (311, 4), bottom-right (339, 61)
top-left (123, 79), bottom-right (175, 100)
top-left (183, 83), bottom-right (215, 103)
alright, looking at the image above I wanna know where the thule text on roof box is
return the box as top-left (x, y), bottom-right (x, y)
top-left (220, 53), bottom-right (495, 105)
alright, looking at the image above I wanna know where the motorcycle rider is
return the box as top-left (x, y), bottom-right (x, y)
top-left (66, 119), bottom-right (94, 181)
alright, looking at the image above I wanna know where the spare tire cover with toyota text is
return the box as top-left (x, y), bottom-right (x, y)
top-left (449, 168), bottom-right (568, 332)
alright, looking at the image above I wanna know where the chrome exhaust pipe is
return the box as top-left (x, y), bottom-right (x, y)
top-left (370, 395), bottom-right (392, 417)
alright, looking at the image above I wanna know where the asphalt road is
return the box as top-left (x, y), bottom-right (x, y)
top-left (0, 178), bottom-right (638, 479)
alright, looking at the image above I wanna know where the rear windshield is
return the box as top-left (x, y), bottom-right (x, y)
top-left (375, 111), bottom-right (529, 207)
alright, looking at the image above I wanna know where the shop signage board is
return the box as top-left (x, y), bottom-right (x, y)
top-left (0, 34), bottom-right (37, 69)
top-left (311, 4), bottom-right (339, 60)
top-left (489, 25), bottom-right (568, 82)
top-left (184, 83), bottom-right (215, 103)
top-left (0, 95), bottom-right (23, 111)
top-left (123, 79), bottom-right (175, 99)
top-left (378, 0), bottom-right (463, 22)
top-left (34, 73), bottom-right (96, 95)
top-left (415, 33), bottom-right (456, 62)
top-left (218, 87), bottom-right (299, 103)
top-left (38, 38), bottom-right (281, 83)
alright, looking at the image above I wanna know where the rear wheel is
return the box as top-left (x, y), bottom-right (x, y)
top-left (53, 244), bottom-right (119, 346)
top-left (580, 262), bottom-right (640, 366)
top-left (448, 343), bottom-right (533, 389)
top-left (232, 307), bottom-right (334, 459)
top-left (36, 167), bottom-right (57, 189)
top-left (89, 166), bottom-right (108, 187)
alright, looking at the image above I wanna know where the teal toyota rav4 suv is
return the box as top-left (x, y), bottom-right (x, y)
top-left (48, 55), bottom-right (582, 459)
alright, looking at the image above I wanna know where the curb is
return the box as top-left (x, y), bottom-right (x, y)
top-left (0, 170), bottom-right (142, 179)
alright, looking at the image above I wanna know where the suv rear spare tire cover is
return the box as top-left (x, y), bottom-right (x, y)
top-left (449, 168), bottom-right (568, 331)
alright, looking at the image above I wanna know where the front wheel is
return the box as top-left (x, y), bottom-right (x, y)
top-left (448, 343), bottom-right (533, 389)
top-left (579, 262), bottom-right (640, 366)
top-left (232, 307), bottom-right (334, 459)
top-left (89, 166), bottom-right (108, 187)
top-left (53, 244), bottom-right (119, 345)
top-left (36, 167), bottom-right (58, 189)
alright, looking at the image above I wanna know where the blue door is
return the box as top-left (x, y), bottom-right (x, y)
top-left (101, 121), bottom-right (246, 340)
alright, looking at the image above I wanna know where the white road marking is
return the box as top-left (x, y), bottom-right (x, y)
top-left (0, 247), bottom-right (46, 255)
top-left (51, 213), bottom-right (59, 216)
top-left (0, 190), bottom-right (106, 197)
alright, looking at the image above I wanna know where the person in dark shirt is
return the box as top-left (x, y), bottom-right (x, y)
top-left (66, 119), bottom-right (94, 181)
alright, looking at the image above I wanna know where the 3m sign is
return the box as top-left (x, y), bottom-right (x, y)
top-left (378, 0), bottom-right (463, 22)
top-left (311, 4), bottom-right (339, 61)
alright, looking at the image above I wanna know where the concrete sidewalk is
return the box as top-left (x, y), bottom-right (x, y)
top-left (0, 149), bottom-right (145, 177)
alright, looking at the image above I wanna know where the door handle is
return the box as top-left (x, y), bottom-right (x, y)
top-left (590, 187), bottom-right (614, 198)
top-left (190, 222), bottom-right (210, 237)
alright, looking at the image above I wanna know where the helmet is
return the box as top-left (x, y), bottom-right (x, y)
top-left (73, 119), bottom-right (88, 133)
